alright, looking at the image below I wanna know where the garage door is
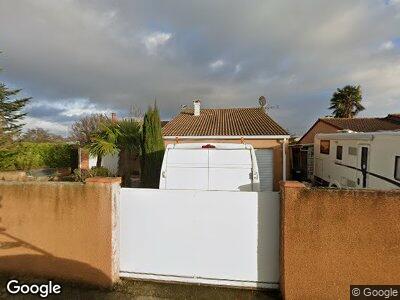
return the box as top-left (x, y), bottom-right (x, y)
top-left (255, 149), bottom-right (274, 191)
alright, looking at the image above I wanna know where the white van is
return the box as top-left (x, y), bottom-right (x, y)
top-left (159, 143), bottom-right (260, 191)
top-left (314, 131), bottom-right (400, 190)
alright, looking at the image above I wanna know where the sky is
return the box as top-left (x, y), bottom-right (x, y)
top-left (0, 0), bottom-right (400, 137)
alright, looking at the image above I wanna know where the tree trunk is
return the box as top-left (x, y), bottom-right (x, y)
top-left (118, 149), bottom-right (138, 187)
top-left (96, 155), bottom-right (102, 168)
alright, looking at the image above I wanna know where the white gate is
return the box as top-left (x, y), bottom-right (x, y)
top-left (119, 188), bottom-right (280, 289)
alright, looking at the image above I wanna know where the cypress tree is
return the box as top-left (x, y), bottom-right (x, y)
top-left (141, 104), bottom-right (165, 188)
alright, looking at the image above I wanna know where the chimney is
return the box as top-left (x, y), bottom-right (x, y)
top-left (193, 100), bottom-right (201, 116)
top-left (111, 112), bottom-right (117, 122)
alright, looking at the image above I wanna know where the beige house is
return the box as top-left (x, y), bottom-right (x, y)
top-left (162, 101), bottom-right (290, 191)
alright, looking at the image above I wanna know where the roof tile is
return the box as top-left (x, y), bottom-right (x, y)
top-left (320, 117), bottom-right (400, 132)
top-left (162, 107), bottom-right (289, 136)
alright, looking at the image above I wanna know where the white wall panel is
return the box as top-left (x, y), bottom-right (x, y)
top-left (119, 188), bottom-right (280, 288)
top-left (88, 153), bottom-right (119, 175)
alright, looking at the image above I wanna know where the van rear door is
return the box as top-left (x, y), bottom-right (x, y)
top-left (161, 145), bottom-right (256, 191)
top-left (208, 149), bottom-right (253, 191)
top-left (164, 148), bottom-right (209, 190)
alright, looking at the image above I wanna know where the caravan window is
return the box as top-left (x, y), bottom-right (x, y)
top-left (336, 146), bottom-right (343, 160)
top-left (348, 147), bottom-right (357, 156)
top-left (395, 156), bottom-right (400, 181)
top-left (320, 140), bottom-right (330, 155)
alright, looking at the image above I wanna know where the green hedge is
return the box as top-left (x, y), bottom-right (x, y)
top-left (0, 142), bottom-right (76, 171)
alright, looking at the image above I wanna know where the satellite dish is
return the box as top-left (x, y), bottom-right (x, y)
top-left (259, 96), bottom-right (267, 107)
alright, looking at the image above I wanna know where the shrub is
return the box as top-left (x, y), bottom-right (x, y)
top-left (0, 148), bottom-right (20, 170)
top-left (91, 166), bottom-right (112, 177)
top-left (72, 169), bottom-right (92, 182)
top-left (0, 142), bottom-right (76, 171)
top-left (72, 166), bottom-right (112, 182)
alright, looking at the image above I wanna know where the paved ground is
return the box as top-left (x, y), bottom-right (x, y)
top-left (0, 275), bottom-right (281, 299)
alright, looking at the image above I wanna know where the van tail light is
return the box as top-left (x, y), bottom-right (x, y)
top-left (202, 144), bottom-right (216, 149)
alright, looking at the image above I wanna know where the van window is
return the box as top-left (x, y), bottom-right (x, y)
top-left (336, 145), bottom-right (343, 160)
top-left (395, 156), bottom-right (400, 181)
top-left (320, 140), bottom-right (330, 155)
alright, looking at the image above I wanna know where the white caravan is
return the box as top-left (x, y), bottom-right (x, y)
top-left (159, 143), bottom-right (260, 191)
top-left (314, 131), bottom-right (400, 190)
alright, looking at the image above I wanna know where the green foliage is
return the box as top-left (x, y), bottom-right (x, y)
top-left (87, 121), bottom-right (120, 167)
top-left (117, 119), bottom-right (141, 153)
top-left (116, 119), bottom-right (141, 187)
top-left (0, 142), bottom-right (75, 171)
top-left (72, 166), bottom-right (112, 182)
top-left (72, 168), bottom-right (91, 182)
top-left (82, 117), bottom-right (141, 183)
top-left (0, 148), bottom-right (19, 170)
top-left (140, 105), bottom-right (165, 188)
top-left (329, 85), bottom-right (364, 118)
top-left (88, 119), bottom-right (141, 155)
top-left (0, 59), bottom-right (31, 149)
top-left (91, 166), bottom-right (112, 177)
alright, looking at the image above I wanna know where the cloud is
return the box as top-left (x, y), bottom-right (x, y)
top-left (27, 99), bottom-right (112, 117)
top-left (209, 59), bottom-right (225, 70)
top-left (23, 116), bottom-right (69, 136)
top-left (23, 99), bottom-right (115, 134)
top-left (142, 32), bottom-right (172, 55)
top-left (234, 64), bottom-right (242, 74)
top-left (388, 0), bottom-right (400, 6)
top-left (380, 40), bottom-right (395, 51)
top-left (57, 99), bottom-right (113, 117)
top-left (0, 0), bottom-right (399, 136)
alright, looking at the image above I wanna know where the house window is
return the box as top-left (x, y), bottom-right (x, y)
top-left (336, 145), bottom-right (343, 160)
top-left (348, 147), bottom-right (357, 156)
top-left (320, 140), bottom-right (330, 155)
top-left (395, 156), bottom-right (400, 181)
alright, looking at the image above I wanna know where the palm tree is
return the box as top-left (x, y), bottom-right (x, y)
top-left (329, 85), bottom-right (365, 118)
top-left (88, 121), bottom-right (120, 167)
top-left (116, 119), bottom-right (141, 186)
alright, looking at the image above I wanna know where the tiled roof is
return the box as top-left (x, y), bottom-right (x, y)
top-left (320, 117), bottom-right (400, 132)
top-left (386, 114), bottom-right (400, 124)
top-left (162, 107), bottom-right (289, 136)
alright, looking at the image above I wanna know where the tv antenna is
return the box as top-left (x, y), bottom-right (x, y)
top-left (259, 96), bottom-right (279, 111)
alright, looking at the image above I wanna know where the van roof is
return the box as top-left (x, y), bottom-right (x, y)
top-left (166, 143), bottom-right (254, 150)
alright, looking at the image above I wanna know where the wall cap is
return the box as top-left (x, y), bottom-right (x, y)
top-left (0, 171), bottom-right (27, 181)
top-left (85, 177), bottom-right (122, 184)
top-left (280, 181), bottom-right (306, 189)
